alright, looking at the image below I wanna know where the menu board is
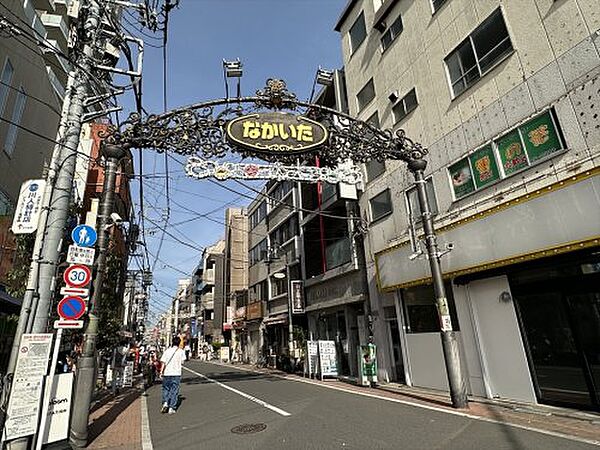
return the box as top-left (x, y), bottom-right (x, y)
top-left (317, 340), bottom-right (338, 377)
top-left (3, 334), bottom-right (52, 440)
top-left (306, 341), bottom-right (319, 377)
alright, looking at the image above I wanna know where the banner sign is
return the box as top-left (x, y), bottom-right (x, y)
top-left (11, 179), bottom-right (45, 234)
top-left (468, 144), bottom-right (500, 189)
top-left (3, 334), bottom-right (52, 440)
top-left (226, 112), bottom-right (328, 154)
top-left (291, 280), bottom-right (305, 314)
top-left (185, 157), bottom-right (362, 185)
top-left (449, 158), bottom-right (475, 199)
top-left (520, 111), bottom-right (562, 162)
top-left (497, 129), bottom-right (528, 175)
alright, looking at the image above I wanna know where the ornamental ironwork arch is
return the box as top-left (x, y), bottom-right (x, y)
top-left (102, 79), bottom-right (428, 168)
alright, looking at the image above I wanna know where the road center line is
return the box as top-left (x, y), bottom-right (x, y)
top-left (183, 366), bottom-right (291, 417)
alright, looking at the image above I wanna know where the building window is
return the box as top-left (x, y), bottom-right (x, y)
top-left (381, 15), bottom-right (403, 52)
top-left (357, 78), bottom-right (375, 111)
top-left (249, 239), bottom-right (267, 266)
top-left (448, 110), bottom-right (564, 200)
top-left (431, 0), bottom-right (449, 13)
top-left (402, 283), bottom-right (460, 333)
top-left (271, 275), bottom-right (288, 297)
top-left (406, 178), bottom-right (438, 220)
top-left (269, 181), bottom-right (293, 209)
top-left (445, 8), bottom-right (513, 97)
top-left (392, 88), bottom-right (418, 123)
top-left (249, 201), bottom-right (267, 229)
top-left (365, 160), bottom-right (386, 182)
top-left (270, 215), bottom-right (298, 248)
top-left (0, 58), bottom-right (14, 117)
top-left (4, 87), bottom-right (26, 156)
top-left (349, 12), bottom-right (367, 54)
top-left (369, 189), bottom-right (392, 222)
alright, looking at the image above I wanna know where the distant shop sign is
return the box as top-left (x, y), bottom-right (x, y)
top-left (226, 112), bottom-right (328, 155)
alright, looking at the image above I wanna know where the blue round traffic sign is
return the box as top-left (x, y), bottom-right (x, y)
top-left (71, 224), bottom-right (97, 248)
top-left (57, 296), bottom-right (86, 320)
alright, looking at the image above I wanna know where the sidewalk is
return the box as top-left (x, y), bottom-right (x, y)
top-left (222, 361), bottom-right (600, 444)
top-left (86, 386), bottom-right (144, 450)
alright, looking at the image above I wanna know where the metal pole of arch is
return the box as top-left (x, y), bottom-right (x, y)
top-left (70, 143), bottom-right (127, 447)
top-left (407, 158), bottom-right (469, 409)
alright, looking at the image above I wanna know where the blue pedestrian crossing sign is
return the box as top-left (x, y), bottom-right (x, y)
top-left (71, 224), bottom-right (97, 247)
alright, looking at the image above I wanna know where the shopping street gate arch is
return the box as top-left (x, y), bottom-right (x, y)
top-left (97, 78), bottom-right (468, 409)
top-left (101, 78), bottom-right (428, 180)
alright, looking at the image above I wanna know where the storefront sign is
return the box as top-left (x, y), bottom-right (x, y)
top-left (449, 158), bottom-right (475, 199)
top-left (41, 372), bottom-right (74, 444)
top-left (291, 280), bottom-right (304, 314)
top-left (317, 340), bottom-right (338, 378)
top-left (497, 130), bottom-right (528, 175)
top-left (247, 302), bottom-right (262, 320)
top-left (122, 362), bottom-right (134, 388)
top-left (306, 341), bottom-right (319, 377)
top-left (468, 144), bottom-right (500, 189)
top-left (11, 179), bottom-right (45, 234)
top-left (226, 112), bottom-right (328, 154)
top-left (520, 111), bottom-right (562, 162)
top-left (3, 334), bottom-right (52, 440)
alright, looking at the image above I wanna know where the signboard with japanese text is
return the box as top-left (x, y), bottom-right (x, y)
top-left (3, 334), bottom-right (52, 440)
top-left (122, 362), bottom-right (134, 388)
top-left (520, 111), bottom-right (562, 162)
top-left (67, 244), bottom-right (95, 265)
top-left (226, 112), bottom-right (328, 154)
top-left (291, 280), bottom-right (304, 314)
top-left (11, 179), bottom-right (45, 234)
top-left (317, 340), bottom-right (338, 378)
top-left (468, 144), bottom-right (500, 189)
top-left (306, 341), bottom-right (319, 377)
top-left (497, 130), bottom-right (528, 175)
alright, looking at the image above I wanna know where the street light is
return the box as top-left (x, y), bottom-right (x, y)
top-left (223, 58), bottom-right (243, 99)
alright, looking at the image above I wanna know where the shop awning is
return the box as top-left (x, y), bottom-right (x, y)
top-left (262, 314), bottom-right (288, 326)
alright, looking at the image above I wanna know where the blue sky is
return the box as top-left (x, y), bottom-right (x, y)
top-left (123, 0), bottom-right (347, 319)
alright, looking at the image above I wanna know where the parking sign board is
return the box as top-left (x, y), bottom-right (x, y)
top-left (57, 296), bottom-right (86, 321)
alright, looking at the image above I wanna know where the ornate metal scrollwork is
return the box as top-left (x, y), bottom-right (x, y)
top-left (104, 78), bottom-right (428, 167)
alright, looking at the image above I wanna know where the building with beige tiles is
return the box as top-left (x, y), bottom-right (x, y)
top-left (336, 0), bottom-right (600, 410)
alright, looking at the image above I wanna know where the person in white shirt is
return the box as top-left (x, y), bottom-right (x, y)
top-left (159, 336), bottom-right (186, 414)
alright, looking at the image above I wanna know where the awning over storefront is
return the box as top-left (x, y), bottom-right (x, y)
top-left (262, 314), bottom-right (288, 326)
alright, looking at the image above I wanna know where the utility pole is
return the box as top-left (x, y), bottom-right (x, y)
top-left (32, 0), bottom-right (102, 333)
top-left (407, 158), bottom-right (469, 409)
top-left (3, 1), bottom-right (103, 448)
top-left (70, 143), bottom-right (128, 447)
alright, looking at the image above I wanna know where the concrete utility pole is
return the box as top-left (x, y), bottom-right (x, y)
top-left (70, 143), bottom-right (127, 448)
top-left (32, 0), bottom-right (102, 333)
top-left (407, 158), bottom-right (468, 409)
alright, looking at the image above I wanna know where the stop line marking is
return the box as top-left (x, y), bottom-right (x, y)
top-left (183, 366), bottom-right (291, 417)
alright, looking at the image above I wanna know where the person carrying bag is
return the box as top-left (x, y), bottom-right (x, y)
top-left (160, 336), bottom-right (186, 414)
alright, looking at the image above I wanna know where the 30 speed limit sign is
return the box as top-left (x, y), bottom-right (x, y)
top-left (63, 264), bottom-right (91, 288)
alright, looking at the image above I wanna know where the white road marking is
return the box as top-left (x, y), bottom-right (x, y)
top-left (183, 366), bottom-right (291, 417)
top-left (141, 394), bottom-right (154, 450)
top-left (207, 362), bottom-right (600, 447)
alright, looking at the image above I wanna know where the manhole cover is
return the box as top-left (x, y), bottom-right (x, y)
top-left (231, 423), bottom-right (267, 434)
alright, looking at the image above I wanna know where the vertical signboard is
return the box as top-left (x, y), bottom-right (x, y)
top-left (306, 341), bottom-right (319, 378)
top-left (11, 179), bottom-right (46, 234)
top-left (291, 280), bottom-right (304, 314)
top-left (3, 334), bottom-right (52, 440)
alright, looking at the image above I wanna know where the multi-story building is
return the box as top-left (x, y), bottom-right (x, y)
top-left (223, 208), bottom-right (248, 357)
top-left (336, 0), bottom-right (600, 410)
top-left (300, 69), bottom-right (372, 379)
top-left (196, 239), bottom-right (225, 344)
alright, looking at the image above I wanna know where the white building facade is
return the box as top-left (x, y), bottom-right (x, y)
top-left (336, 0), bottom-right (600, 410)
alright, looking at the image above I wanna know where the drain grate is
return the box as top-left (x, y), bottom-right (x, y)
top-left (231, 423), bottom-right (267, 434)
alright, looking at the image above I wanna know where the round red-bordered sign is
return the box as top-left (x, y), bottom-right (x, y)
top-left (57, 296), bottom-right (86, 320)
top-left (63, 264), bottom-right (91, 288)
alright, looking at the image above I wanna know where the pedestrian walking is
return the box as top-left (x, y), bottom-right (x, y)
top-left (184, 342), bottom-right (191, 361)
top-left (160, 336), bottom-right (186, 414)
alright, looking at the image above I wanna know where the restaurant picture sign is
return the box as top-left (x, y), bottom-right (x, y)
top-left (226, 112), bottom-right (328, 154)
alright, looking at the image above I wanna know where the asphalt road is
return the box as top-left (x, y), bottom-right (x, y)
top-left (145, 361), bottom-right (598, 449)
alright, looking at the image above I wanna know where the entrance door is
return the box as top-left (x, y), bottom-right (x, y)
top-left (512, 263), bottom-right (600, 410)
